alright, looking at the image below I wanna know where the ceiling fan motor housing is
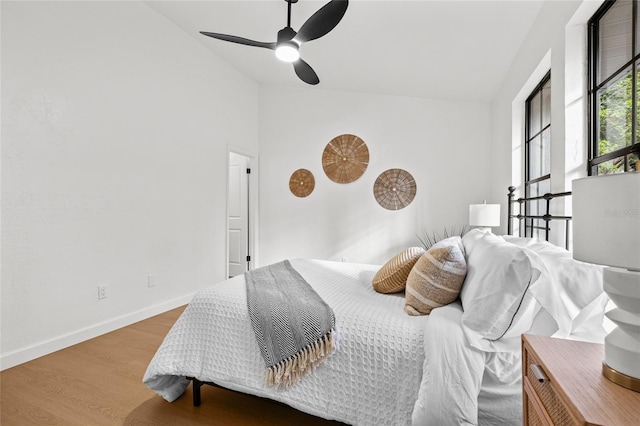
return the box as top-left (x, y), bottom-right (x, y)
top-left (277, 27), bottom-right (298, 44)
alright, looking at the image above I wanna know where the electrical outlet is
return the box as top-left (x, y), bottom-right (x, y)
top-left (98, 284), bottom-right (108, 299)
top-left (147, 274), bottom-right (156, 288)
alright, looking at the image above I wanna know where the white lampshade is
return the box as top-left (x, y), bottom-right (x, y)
top-left (572, 173), bottom-right (640, 270)
top-left (572, 171), bottom-right (640, 391)
top-left (469, 203), bottom-right (501, 228)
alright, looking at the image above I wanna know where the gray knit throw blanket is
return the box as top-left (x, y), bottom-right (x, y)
top-left (245, 260), bottom-right (338, 387)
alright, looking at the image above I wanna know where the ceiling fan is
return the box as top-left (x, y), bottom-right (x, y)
top-left (200, 0), bottom-right (349, 85)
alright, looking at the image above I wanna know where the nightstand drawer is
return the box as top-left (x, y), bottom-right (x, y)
top-left (525, 347), bottom-right (578, 425)
top-left (525, 396), bottom-right (545, 426)
top-left (523, 335), bottom-right (640, 426)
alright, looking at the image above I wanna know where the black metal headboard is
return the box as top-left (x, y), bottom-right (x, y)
top-left (507, 186), bottom-right (572, 249)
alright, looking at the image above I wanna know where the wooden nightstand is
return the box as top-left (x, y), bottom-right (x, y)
top-left (522, 334), bottom-right (640, 425)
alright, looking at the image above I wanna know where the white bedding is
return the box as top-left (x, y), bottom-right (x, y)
top-left (143, 259), bottom-right (517, 425)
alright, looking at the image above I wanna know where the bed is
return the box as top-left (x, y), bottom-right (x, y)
top-left (143, 190), bottom-right (609, 425)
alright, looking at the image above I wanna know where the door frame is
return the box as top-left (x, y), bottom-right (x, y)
top-left (226, 146), bottom-right (258, 278)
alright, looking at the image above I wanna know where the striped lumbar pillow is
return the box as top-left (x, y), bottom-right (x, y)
top-left (372, 247), bottom-right (425, 294)
top-left (405, 241), bottom-right (467, 315)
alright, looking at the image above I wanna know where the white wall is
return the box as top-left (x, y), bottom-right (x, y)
top-left (258, 87), bottom-right (492, 266)
top-left (1, 1), bottom-right (259, 368)
top-left (4, 0), bottom-right (604, 369)
top-left (489, 0), bottom-right (604, 242)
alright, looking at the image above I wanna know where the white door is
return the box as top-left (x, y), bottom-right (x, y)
top-left (228, 152), bottom-right (250, 278)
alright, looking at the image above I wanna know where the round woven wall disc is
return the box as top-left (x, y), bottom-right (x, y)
top-left (289, 169), bottom-right (315, 198)
top-left (373, 169), bottom-right (417, 210)
top-left (322, 134), bottom-right (369, 184)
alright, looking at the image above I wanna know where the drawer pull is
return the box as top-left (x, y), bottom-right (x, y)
top-left (530, 364), bottom-right (548, 383)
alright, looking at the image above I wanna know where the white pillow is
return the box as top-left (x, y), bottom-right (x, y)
top-left (501, 236), bottom-right (606, 339)
top-left (460, 229), bottom-right (542, 351)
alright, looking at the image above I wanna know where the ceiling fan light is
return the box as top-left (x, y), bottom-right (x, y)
top-left (275, 42), bottom-right (299, 62)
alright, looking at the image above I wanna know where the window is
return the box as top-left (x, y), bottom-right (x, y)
top-left (524, 72), bottom-right (551, 239)
top-left (589, 0), bottom-right (640, 175)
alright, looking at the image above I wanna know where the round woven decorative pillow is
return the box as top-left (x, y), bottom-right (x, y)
top-left (372, 247), bottom-right (426, 294)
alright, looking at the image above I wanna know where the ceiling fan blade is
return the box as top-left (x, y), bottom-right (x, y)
top-left (293, 59), bottom-right (320, 85)
top-left (200, 32), bottom-right (276, 50)
top-left (295, 0), bottom-right (348, 44)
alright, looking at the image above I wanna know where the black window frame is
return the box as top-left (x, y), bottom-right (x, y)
top-left (588, 0), bottom-right (640, 175)
top-left (524, 71), bottom-right (552, 239)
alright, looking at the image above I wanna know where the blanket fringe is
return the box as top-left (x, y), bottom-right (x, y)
top-left (265, 329), bottom-right (338, 388)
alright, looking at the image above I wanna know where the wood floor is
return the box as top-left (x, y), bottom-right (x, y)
top-left (1, 306), bottom-right (344, 425)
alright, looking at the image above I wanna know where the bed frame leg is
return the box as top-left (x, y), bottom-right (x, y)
top-left (192, 378), bottom-right (202, 407)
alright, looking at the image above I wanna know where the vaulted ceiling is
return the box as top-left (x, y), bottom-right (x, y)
top-left (147, 0), bottom-right (546, 102)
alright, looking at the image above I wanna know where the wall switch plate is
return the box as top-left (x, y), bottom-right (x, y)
top-left (98, 284), bottom-right (108, 299)
top-left (147, 274), bottom-right (156, 288)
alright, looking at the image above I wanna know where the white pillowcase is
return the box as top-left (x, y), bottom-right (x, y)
top-left (501, 236), bottom-right (606, 340)
top-left (460, 229), bottom-right (543, 352)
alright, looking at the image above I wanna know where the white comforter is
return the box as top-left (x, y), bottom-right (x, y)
top-left (143, 259), bottom-right (512, 425)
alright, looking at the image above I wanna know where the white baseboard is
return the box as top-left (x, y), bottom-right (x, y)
top-left (0, 293), bottom-right (195, 371)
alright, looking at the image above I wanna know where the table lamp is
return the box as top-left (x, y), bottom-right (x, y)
top-left (469, 201), bottom-right (500, 232)
top-left (572, 172), bottom-right (640, 392)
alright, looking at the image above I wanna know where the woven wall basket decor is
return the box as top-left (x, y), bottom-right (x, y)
top-left (322, 134), bottom-right (369, 184)
top-left (373, 169), bottom-right (417, 210)
top-left (289, 169), bottom-right (315, 198)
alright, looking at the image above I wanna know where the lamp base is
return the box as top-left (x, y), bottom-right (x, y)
top-left (602, 267), bottom-right (640, 392)
top-left (603, 362), bottom-right (640, 393)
